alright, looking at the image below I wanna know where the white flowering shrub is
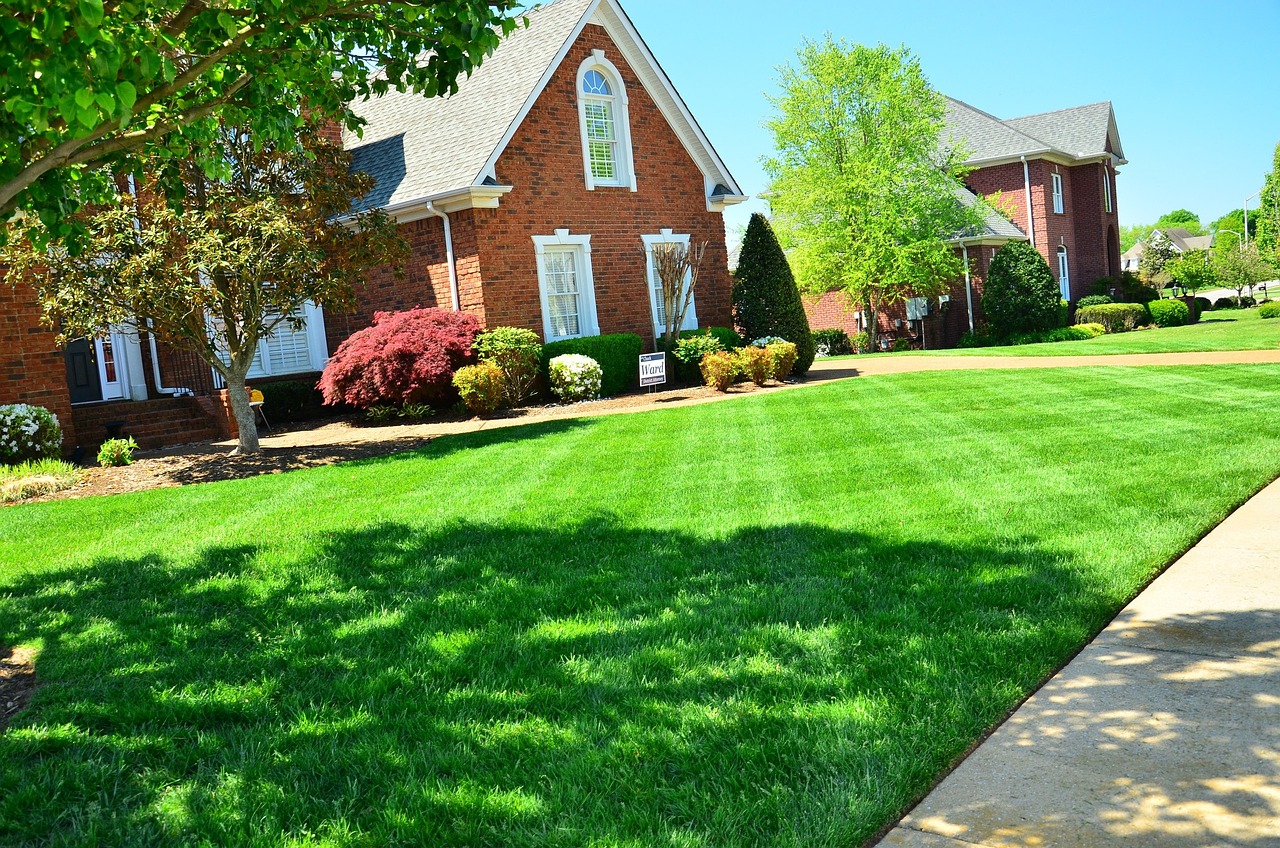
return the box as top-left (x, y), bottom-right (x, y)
top-left (751, 336), bottom-right (787, 347)
top-left (548, 354), bottom-right (602, 403)
top-left (0, 404), bottom-right (63, 465)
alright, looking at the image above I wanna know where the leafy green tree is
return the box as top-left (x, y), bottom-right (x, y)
top-left (732, 213), bottom-right (816, 374)
top-left (0, 0), bottom-right (524, 244)
top-left (763, 38), bottom-right (981, 354)
top-left (1210, 209), bottom-right (1256, 254)
top-left (1120, 224), bottom-right (1152, 253)
top-left (1138, 233), bottom-right (1178, 292)
top-left (1214, 243), bottom-right (1276, 304)
top-left (1153, 209), bottom-right (1204, 234)
top-left (1167, 249), bottom-right (1217, 296)
top-left (981, 242), bottom-right (1060, 338)
top-left (2, 126), bottom-right (405, 455)
top-left (1258, 141), bottom-right (1280, 259)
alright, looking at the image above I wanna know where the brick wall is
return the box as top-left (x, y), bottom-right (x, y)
top-left (471, 23), bottom-right (732, 349)
top-left (70, 397), bottom-right (221, 455)
top-left (0, 276), bottom-right (76, 451)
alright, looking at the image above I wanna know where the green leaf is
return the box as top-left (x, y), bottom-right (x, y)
top-left (217, 11), bottom-right (237, 38)
top-left (78, 0), bottom-right (104, 27)
top-left (115, 81), bottom-right (137, 111)
top-left (74, 88), bottom-right (96, 110)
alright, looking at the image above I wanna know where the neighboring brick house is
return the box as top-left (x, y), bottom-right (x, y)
top-left (0, 0), bottom-right (745, 455)
top-left (805, 97), bottom-right (1127, 348)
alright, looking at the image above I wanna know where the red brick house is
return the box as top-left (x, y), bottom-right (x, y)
top-left (0, 0), bottom-right (745, 455)
top-left (805, 97), bottom-right (1127, 348)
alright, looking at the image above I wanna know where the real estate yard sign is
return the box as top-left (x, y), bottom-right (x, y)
top-left (639, 352), bottom-right (666, 387)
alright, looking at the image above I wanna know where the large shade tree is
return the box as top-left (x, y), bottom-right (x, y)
top-left (1214, 242), bottom-right (1276, 304)
top-left (763, 38), bottom-right (981, 353)
top-left (0, 0), bottom-right (524, 244)
top-left (1258, 141), bottom-right (1280, 259)
top-left (2, 125), bottom-right (406, 454)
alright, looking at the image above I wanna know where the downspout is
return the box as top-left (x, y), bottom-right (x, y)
top-left (126, 173), bottom-right (178, 396)
top-left (424, 202), bottom-right (461, 311)
top-left (962, 242), bottom-right (974, 332)
top-left (1021, 156), bottom-right (1037, 249)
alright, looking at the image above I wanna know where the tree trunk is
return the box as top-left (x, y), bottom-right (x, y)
top-left (224, 370), bottom-right (261, 455)
top-left (867, 294), bottom-right (880, 354)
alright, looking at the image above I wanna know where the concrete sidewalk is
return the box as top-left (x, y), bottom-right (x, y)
top-left (879, 478), bottom-right (1280, 847)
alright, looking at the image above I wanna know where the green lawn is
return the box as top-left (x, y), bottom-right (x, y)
top-left (4, 365), bottom-right (1280, 846)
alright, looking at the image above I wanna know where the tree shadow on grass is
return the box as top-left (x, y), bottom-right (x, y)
top-left (0, 519), bottom-right (1114, 847)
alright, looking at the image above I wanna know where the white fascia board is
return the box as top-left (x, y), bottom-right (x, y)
top-left (708, 193), bottom-right (749, 213)
top-left (946, 234), bottom-right (1027, 246)
top-left (379, 185), bottom-right (515, 223)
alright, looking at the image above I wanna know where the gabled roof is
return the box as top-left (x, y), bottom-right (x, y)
top-left (953, 185), bottom-right (1027, 243)
top-left (1154, 228), bottom-right (1213, 253)
top-left (944, 97), bottom-right (1125, 167)
top-left (345, 0), bottom-right (744, 215)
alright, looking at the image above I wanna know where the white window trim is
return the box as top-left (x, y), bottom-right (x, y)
top-left (1103, 168), bottom-right (1113, 214)
top-left (211, 300), bottom-right (330, 382)
top-left (642, 229), bottom-right (699, 336)
top-left (1052, 172), bottom-right (1064, 214)
top-left (576, 50), bottom-right (637, 192)
top-left (533, 230), bottom-right (600, 343)
top-left (1057, 246), bottom-right (1071, 300)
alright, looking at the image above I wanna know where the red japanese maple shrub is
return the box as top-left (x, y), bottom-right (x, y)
top-left (319, 308), bottom-right (482, 408)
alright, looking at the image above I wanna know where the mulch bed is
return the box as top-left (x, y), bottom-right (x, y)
top-left (0, 647), bottom-right (37, 733)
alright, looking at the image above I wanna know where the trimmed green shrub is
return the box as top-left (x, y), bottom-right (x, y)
top-left (766, 341), bottom-right (799, 380)
top-left (1076, 323), bottom-right (1106, 338)
top-left (0, 404), bottom-right (62, 465)
top-left (1076, 295), bottom-right (1113, 309)
top-left (700, 351), bottom-right (740, 391)
top-left (258, 380), bottom-right (325, 423)
top-left (1194, 297), bottom-right (1213, 315)
top-left (548, 354), bottom-right (602, 403)
top-left (732, 213), bottom-right (815, 375)
top-left (957, 331), bottom-right (995, 348)
top-left (982, 242), bottom-right (1061, 338)
top-left (473, 326), bottom-right (542, 407)
top-left (97, 437), bottom-right (138, 468)
top-left (812, 328), bottom-right (853, 357)
top-left (1259, 301), bottom-right (1280, 319)
top-left (1075, 303), bottom-right (1150, 333)
top-left (1148, 299), bottom-right (1191, 328)
top-left (738, 345), bottom-right (773, 386)
top-left (682, 326), bottom-right (742, 350)
top-left (453, 363), bottom-right (506, 415)
top-left (541, 333), bottom-right (643, 398)
top-left (891, 338), bottom-right (911, 352)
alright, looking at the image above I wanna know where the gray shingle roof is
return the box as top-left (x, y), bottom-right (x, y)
top-left (944, 97), bottom-right (1121, 165)
top-left (1004, 102), bottom-right (1116, 160)
top-left (345, 0), bottom-right (594, 212)
top-left (954, 185), bottom-right (1027, 241)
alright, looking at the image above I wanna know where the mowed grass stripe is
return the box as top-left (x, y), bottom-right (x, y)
top-left (2, 365), bottom-right (1279, 847)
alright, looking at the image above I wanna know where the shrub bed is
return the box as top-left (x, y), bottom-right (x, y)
top-left (1148, 300), bottom-right (1191, 328)
top-left (541, 334), bottom-right (643, 398)
top-left (1074, 303), bottom-right (1149, 333)
top-left (319, 308), bottom-right (481, 409)
top-left (1259, 302), bottom-right (1280, 319)
top-left (548, 354), bottom-right (602, 403)
top-left (258, 380), bottom-right (327, 423)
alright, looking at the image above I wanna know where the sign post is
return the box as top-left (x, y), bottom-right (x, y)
top-left (639, 352), bottom-right (667, 389)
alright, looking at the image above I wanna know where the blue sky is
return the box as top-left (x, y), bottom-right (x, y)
top-left (621, 0), bottom-right (1280, 242)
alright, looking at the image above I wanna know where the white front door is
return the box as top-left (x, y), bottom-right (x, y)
top-left (95, 334), bottom-right (127, 401)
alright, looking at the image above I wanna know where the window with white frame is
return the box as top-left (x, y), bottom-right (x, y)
top-left (1057, 246), bottom-right (1071, 300)
top-left (643, 230), bottom-right (699, 335)
top-left (212, 300), bottom-right (329, 379)
top-left (534, 231), bottom-right (599, 342)
top-left (1103, 168), bottom-right (1113, 213)
top-left (577, 51), bottom-right (635, 191)
top-left (1052, 172), bottom-right (1064, 214)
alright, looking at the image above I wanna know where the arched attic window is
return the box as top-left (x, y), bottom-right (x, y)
top-left (577, 50), bottom-right (636, 191)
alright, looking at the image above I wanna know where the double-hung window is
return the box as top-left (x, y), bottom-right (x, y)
top-left (211, 300), bottom-right (329, 380)
top-left (643, 230), bottom-right (698, 335)
top-left (577, 51), bottom-right (635, 191)
top-left (534, 231), bottom-right (599, 342)
top-left (1052, 172), bottom-right (1064, 214)
top-left (1057, 246), bottom-right (1071, 300)
top-left (1103, 169), bottom-right (1113, 213)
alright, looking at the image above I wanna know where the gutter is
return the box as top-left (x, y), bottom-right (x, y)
top-left (1021, 156), bottom-right (1037, 249)
top-left (424, 203), bottom-right (461, 312)
top-left (961, 242), bottom-right (975, 332)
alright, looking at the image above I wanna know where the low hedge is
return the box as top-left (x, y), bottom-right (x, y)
top-left (1259, 301), bottom-right (1280, 319)
top-left (1215, 296), bottom-right (1257, 310)
top-left (812, 328), bottom-right (853, 357)
top-left (682, 326), bottom-right (742, 350)
top-left (541, 333), bottom-right (644, 397)
top-left (1148, 299), bottom-right (1191, 328)
top-left (1074, 303), bottom-right (1149, 333)
top-left (257, 379), bottom-right (327, 423)
top-left (1194, 297), bottom-right (1213, 315)
top-left (1076, 295), bottom-right (1113, 309)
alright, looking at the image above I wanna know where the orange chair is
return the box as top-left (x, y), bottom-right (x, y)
top-left (248, 388), bottom-right (271, 433)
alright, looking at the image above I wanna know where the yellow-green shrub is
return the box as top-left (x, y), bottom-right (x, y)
top-left (766, 341), bottom-right (799, 380)
top-left (452, 362), bottom-right (506, 415)
top-left (738, 345), bottom-right (773, 386)
top-left (699, 351), bottom-right (740, 392)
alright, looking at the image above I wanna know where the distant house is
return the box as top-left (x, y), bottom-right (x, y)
top-left (805, 97), bottom-right (1127, 348)
top-left (1120, 228), bottom-right (1214, 273)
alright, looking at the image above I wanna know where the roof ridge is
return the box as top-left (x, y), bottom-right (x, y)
top-left (945, 95), bottom-right (1056, 156)
top-left (1005, 100), bottom-right (1112, 123)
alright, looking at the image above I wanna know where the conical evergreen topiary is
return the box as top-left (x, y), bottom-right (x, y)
top-left (732, 213), bottom-right (815, 375)
top-left (981, 241), bottom-right (1061, 339)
